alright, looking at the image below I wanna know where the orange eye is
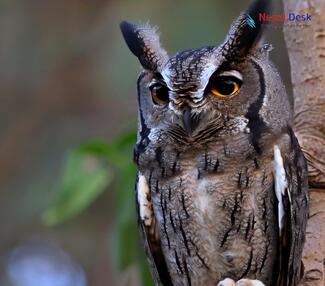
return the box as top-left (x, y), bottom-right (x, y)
top-left (209, 76), bottom-right (241, 98)
top-left (149, 83), bottom-right (169, 105)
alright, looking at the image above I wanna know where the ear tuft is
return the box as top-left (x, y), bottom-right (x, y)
top-left (120, 21), bottom-right (144, 59)
top-left (120, 21), bottom-right (168, 71)
top-left (222, 0), bottom-right (271, 61)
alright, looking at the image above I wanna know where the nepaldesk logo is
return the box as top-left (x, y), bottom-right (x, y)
top-left (258, 12), bottom-right (312, 23)
top-left (246, 12), bottom-right (312, 28)
top-left (246, 14), bottom-right (256, 28)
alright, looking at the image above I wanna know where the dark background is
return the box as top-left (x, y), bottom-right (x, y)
top-left (0, 1), bottom-right (291, 285)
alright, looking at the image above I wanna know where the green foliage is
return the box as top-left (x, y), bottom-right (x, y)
top-left (42, 146), bottom-right (112, 226)
top-left (42, 129), bottom-right (154, 286)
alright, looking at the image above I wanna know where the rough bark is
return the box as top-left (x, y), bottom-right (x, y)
top-left (282, 0), bottom-right (325, 285)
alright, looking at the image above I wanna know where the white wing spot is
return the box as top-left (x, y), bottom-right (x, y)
top-left (137, 173), bottom-right (153, 226)
top-left (273, 145), bottom-right (288, 235)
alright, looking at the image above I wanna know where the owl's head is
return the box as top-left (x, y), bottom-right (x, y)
top-left (120, 0), bottom-right (292, 152)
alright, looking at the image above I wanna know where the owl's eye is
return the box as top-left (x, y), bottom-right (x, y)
top-left (209, 76), bottom-right (242, 98)
top-left (149, 83), bottom-right (169, 105)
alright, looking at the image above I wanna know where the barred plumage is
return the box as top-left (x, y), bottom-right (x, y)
top-left (121, 0), bottom-right (308, 285)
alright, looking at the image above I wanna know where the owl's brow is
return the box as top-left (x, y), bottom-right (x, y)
top-left (153, 72), bottom-right (166, 82)
top-left (199, 60), bottom-right (245, 96)
top-left (147, 73), bottom-right (168, 90)
top-left (159, 53), bottom-right (241, 96)
top-left (160, 67), bottom-right (173, 89)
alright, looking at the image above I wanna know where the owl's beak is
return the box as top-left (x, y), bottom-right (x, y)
top-left (181, 108), bottom-right (199, 136)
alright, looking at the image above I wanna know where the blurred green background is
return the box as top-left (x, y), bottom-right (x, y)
top-left (0, 1), bottom-right (291, 285)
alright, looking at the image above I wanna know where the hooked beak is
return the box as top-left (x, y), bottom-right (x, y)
top-left (181, 108), bottom-right (200, 136)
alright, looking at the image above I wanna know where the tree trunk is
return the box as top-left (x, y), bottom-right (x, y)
top-left (282, 0), bottom-right (325, 285)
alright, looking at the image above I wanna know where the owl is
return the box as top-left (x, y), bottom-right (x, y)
top-left (120, 0), bottom-right (309, 285)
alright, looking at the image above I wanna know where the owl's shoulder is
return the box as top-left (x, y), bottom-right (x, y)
top-left (272, 127), bottom-right (309, 285)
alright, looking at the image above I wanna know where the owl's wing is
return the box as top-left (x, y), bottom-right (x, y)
top-left (274, 128), bottom-right (309, 286)
top-left (135, 173), bottom-right (173, 286)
